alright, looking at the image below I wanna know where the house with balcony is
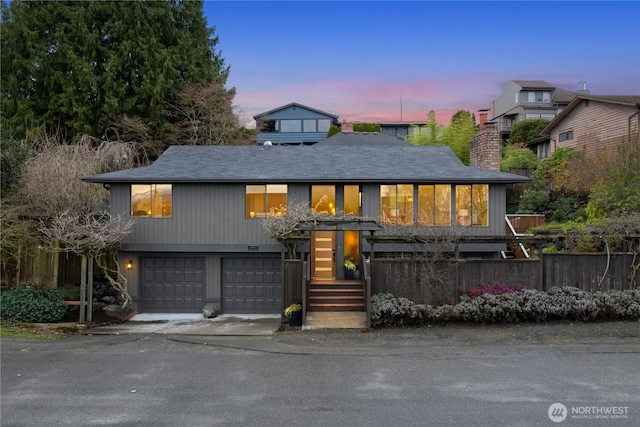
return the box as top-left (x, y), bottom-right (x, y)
top-left (253, 102), bottom-right (339, 146)
top-left (490, 80), bottom-right (579, 141)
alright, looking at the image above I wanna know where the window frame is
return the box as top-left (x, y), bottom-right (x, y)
top-left (245, 184), bottom-right (288, 218)
top-left (131, 184), bottom-right (173, 218)
top-left (559, 130), bottom-right (574, 142)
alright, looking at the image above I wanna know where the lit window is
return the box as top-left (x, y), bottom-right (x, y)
top-left (418, 185), bottom-right (451, 226)
top-left (246, 184), bottom-right (287, 218)
top-left (455, 185), bottom-right (488, 226)
top-left (380, 184), bottom-right (413, 225)
top-left (131, 184), bottom-right (172, 218)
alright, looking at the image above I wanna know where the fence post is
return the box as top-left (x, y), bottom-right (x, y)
top-left (538, 243), bottom-right (545, 291)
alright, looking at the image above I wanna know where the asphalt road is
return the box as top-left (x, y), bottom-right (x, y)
top-left (1, 321), bottom-right (639, 427)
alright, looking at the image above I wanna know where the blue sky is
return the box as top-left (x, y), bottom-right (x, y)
top-left (205, 1), bottom-right (640, 126)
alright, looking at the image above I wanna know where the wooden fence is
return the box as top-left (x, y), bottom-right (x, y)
top-left (371, 253), bottom-right (637, 306)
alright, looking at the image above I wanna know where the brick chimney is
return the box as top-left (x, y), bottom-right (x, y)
top-left (341, 119), bottom-right (354, 133)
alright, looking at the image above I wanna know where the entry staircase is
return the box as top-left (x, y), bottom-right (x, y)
top-left (501, 214), bottom-right (545, 259)
top-left (308, 278), bottom-right (365, 311)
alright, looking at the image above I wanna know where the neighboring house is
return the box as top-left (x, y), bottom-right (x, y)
top-left (532, 95), bottom-right (640, 158)
top-left (379, 121), bottom-right (428, 139)
top-left (83, 130), bottom-right (529, 315)
top-left (253, 102), bottom-right (339, 146)
top-left (490, 80), bottom-right (579, 141)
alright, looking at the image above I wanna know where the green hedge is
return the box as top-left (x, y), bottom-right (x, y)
top-left (371, 287), bottom-right (640, 327)
top-left (0, 287), bottom-right (68, 323)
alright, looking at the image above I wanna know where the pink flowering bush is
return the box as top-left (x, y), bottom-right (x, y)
top-left (466, 282), bottom-right (523, 298)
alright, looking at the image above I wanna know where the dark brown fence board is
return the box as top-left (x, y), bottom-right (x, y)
top-left (371, 254), bottom-right (635, 306)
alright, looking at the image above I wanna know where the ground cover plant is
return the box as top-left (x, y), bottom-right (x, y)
top-left (0, 287), bottom-right (68, 323)
top-left (371, 286), bottom-right (640, 327)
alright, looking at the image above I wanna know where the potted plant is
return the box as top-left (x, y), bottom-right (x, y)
top-left (284, 301), bottom-right (302, 326)
top-left (343, 256), bottom-right (356, 279)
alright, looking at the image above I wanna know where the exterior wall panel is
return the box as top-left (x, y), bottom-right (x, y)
top-left (549, 100), bottom-right (637, 157)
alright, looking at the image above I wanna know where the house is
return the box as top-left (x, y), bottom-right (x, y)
top-left (490, 80), bottom-right (579, 141)
top-left (253, 102), bottom-right (339, 146)
top-left (379, 121), bottom-right (428, 139)
top-left (532, 95), bottom-right (640, 158)
top-left (83, 130), bottom-right (530, 315)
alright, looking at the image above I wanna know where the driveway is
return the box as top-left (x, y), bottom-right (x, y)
top-left (84, 311), bottom-right (367, 336)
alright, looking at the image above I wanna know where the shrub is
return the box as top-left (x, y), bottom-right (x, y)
top-left (370, 287), bottom-right (640, 327)
top-left (466, 283), bottom-right (523, 298)
top-left (370, 293), bottom-right (425, 327)
top-left (58, 284), bottom-right (81, 301)
top-left (0, 287), bottom-right (68, 323)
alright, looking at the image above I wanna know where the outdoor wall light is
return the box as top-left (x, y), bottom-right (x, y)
top-left (126, 260), bottom-right (133, 270)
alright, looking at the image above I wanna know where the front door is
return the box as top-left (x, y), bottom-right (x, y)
top-left (312, 230), bottom-right (335, 279)
top-left (311, 185), bottom-right (336, 279)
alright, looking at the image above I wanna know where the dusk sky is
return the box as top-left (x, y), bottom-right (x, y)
top-left (205, 1), bottom-right (640, 126)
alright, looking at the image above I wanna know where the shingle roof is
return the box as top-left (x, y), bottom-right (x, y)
top-left (252, 102), bottom-right (339, 120)
top-left (551, 87), bottom-right (578, 103)
top-left (585, 95), bottom-right (640, 104)
top-left (541, 94), bottom-right (640, 134)
top-left (513, 80), bottom-right (555, 89)
top-left (84, 140), bottom-right (530, 184)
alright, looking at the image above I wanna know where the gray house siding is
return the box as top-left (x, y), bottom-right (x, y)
top-left (113, 183), bottom-right (280, 247)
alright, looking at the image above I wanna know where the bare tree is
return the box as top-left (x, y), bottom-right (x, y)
top-left (164, 78), bottom-right (240, 145)
top-left (39, 211), bottom-right (134, 320)
top-left (2, 136), bottom-right (139, 289)
top-left (261, 199), bottom-right (378, 259)
top-left (381, 220), bottom-right (467, 305)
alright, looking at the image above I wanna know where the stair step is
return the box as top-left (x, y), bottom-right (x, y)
top-left (308, 303), bottom-right (365, 312)
top-left (310, 295), bottom-right (363, 301)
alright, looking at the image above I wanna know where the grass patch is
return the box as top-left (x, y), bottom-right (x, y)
top-left (0, 321), bottom-right (74, 340)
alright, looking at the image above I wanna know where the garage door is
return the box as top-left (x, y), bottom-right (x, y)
top-left (141, 257), bottom-right (205, 313)
top-left (223, 258), bottom-right (282, 314)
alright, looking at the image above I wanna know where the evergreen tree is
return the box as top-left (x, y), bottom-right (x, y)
top-left (1, 0), bottom-right (231, 140)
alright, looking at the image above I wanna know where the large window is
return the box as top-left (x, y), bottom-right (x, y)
top-left (246, 184), bottom-right (287, 218)
top-left (522, 91), bottom-right (551, 103)
top-left (279, 120), bottom-right (302, 133)
top-left (303, 119), bottom-right (316, 132)
top-left (455, 185), bottom-right (488, 226)
top-left (418, 185), bottom-right (451, 226)
top-left (131, 184), bottom-right (172, 218)
top-left (318, 119), bottom-right (331, 132)
top-left (381, 184), bottom-right (414, 225)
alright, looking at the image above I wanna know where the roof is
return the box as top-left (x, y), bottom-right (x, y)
top-left (551, 87), bottom-right (578, 104)
top-left (322, 131), bottom-right (410, 146)
top-left (512, 80), bottom-right (555, 90)
top-left (541, 94), bottom-right (640, 134)
top-left (253, 102), bottom-right (339, 120)
top-left (84, 137), bottom-right (530, 185)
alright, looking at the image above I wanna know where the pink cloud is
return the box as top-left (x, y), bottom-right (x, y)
top-left (233, 74), bottom-right (515, 126)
